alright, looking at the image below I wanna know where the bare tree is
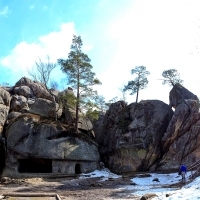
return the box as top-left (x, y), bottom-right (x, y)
top-left (28, 56), bottom-right (58, 120)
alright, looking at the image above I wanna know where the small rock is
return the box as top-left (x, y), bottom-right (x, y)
top-left (152, 178), bottom-right (159, 182)
top-left (130, 182), bottom-right (137, 185)
top-left (137, 174), bottom-right (152, 178)
top-left (1, 177), bottom-right (11, 183)
top-left (140, 193), bottom-right (157, 200)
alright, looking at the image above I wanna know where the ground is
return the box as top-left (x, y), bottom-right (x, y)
top-left (0, 172), bottom-right (184, 200)
top-left (0, 176), bottom-right (139, 200)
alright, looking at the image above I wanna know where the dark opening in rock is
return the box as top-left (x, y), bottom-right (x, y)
top-left (75, 163), bottom-right (81, 174)
top-left (18, 159), bottom-right (52, 173)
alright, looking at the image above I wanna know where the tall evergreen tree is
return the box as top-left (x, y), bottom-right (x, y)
top-left (124, 66), bottom-right (150, 103)
top-left (58, 35), bottom-right (101, 132)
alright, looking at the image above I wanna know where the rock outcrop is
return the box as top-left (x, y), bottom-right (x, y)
top-left (95, 84), bottom-right (200, 174)
top-left (3, 113), bottom-right (100, 178)
top-left (155, 84), bottom-right (200, 171)
top-left (9, 77), bottom-right (62, 119)
top-left (169, 84), bottom-right (198, 109)
top-left (0, 77), bottom-right (99, 177)
top-left (97, 100), bottom-right (173, 174)
top-left (0, 87), bottom-right (10, 172)
top-left (0, 87), bottom-right (11, 133)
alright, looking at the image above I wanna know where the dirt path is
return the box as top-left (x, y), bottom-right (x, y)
top-left (0, 175), bottom-right (184, 200)
top-left (0, 176), bottom-right (142, 200)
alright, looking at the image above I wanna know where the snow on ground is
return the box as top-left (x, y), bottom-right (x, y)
top-left (80, 168), bottom-right (121, 181)
top-left (128, 171), bottom-right (200, 199)
top-left (152, 176), bottom-right (200, 200)
top-left (80, 168), bottom-right (200, 199)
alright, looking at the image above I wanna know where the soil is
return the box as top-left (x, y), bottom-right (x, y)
top-left (0, 174), bottom-right (184, 200)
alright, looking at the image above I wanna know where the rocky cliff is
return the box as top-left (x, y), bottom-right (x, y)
top-left (95, 84), bottom-right (200, 175)
top-left (1, 78), bottom-right (200, 177)
top-left (0, 77), bottom-right (99, 178)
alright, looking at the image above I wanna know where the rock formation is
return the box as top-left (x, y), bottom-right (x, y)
top-left (96, 100), bottom-right (173, 174)
top-left (0, 77), bottom-right (100, 178)
top-left (156, 84), bottom-right (200, 171)
top-left (0, 87), bottom-right (11, 172)
top-left (1, 77), bottom-right (200, 177)
top-left (3, 113), bottom-right (99, 177)
top-left (95, 84), bottom-right (200, 174)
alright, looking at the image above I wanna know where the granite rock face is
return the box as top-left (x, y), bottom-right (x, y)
top-left (95, 84), bottom-right (200, 174)
top-left (169, 84), bottom-right (198, 109)
top-left (3, 113), bottom-right (100, 177)
top-left (0, 77), bottom-right (99, 177)
top-left (97, 100), bottom-right (173, 174)
top-left (10, 77), bottom-right (62, 119)
top-left (0, 87), bottom-right (11, 134)
top-left (155, 85), bottom-right (200, 171)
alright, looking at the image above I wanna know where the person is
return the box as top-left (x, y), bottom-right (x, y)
top-left (180, 164), bottom-right (187, 183)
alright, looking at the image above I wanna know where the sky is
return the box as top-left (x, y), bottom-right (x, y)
top-left (79, 168), bottom-right (200, 199)
top-left (0, 0), bottom-right (200, 104)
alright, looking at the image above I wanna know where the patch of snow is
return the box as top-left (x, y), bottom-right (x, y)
top-left (65, 168), bottom-right (200, 199)
top-left (125, 171), bottom-right (199, 199)
top-left (79, 168), bottom-right (121, 181)
top-left (152, 176), bottom-right (200, 200)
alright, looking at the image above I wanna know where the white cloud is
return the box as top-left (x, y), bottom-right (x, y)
top-left (0, 6), bottom-right (11, 16)
top-left (0, 22), bottom-right (76, 77)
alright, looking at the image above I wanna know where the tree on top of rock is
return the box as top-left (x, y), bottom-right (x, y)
top-left (124, 66), bottom-right (150, 103)
top-left (58, 35), bottom-right (101, 133)
top-left (162, 69), bottom-right (183, 87)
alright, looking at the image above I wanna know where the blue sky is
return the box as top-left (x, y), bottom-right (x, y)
top-left (0, 0), bottom-right (200, 104)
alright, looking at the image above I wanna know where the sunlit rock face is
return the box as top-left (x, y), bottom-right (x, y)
top-left (95, 84), bottom-right (200, 174)
top-left (0, 87), bottom-right (11, 171)
top-left (9, 77), bottom-right (62, 119)
top-left (0, 87), bottom-right (11, 133)
top-left (3, 113), bottom-right (100, 178)
top-left (0, 77), bottom-right (98, 177)
top-left (169, 83), bottom-right (198, 109)
top-left (156, 85), bottom-right (200, 171)
top-left (96, 100), bottom-right (173, 174)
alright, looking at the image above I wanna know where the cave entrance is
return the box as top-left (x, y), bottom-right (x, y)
top-left (18, 159), bottom-right (52, 173)
top-left (75, 163), bottom-right (81, 174)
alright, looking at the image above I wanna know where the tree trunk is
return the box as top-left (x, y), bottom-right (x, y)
top-left (75, 99), bottom-right (79, 133)
top-left (75, 73), bottom-right (80, 133)
top-left (136, 88), bottom-right (139, 103)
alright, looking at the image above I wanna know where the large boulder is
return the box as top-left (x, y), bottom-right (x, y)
top-left (0, 87), bottom-right (11, 133)
top-left (97, 100), bottom-right (173, 174)
top-left (3, 113), bottom-right (100, 178)
top-left (14, 77), bottom-right (52, 100)
top-left (0, 87), bottom-right (10, 173)
top-left (155, 85), bottom-right (200, 171)
top-left (169, 84), bottom-right (198, 109)
top-left (10, 77), bottom-right (62, 119)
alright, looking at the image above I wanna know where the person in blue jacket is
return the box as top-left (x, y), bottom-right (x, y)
top-left (180, 164), bottom-right (187, 183)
